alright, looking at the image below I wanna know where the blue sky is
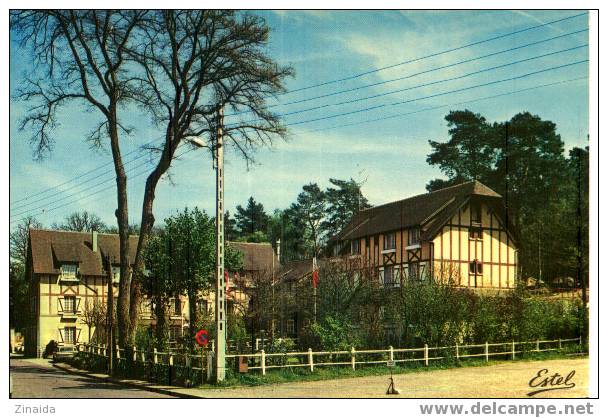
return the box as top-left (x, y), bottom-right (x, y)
top-left (9, 10), bottom-right (589, 231)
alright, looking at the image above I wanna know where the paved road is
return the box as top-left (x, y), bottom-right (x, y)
top-left (186, 358), bottom-right (588, 398)
top-left (10, 358), bottom-right (175, 398)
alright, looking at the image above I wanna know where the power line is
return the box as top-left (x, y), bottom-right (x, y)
top-left (280, 59), bottom-right (588, 128)
top-left (230, 44), bottom-right (587, 126)
top-left (11, 12), bottom-right (587, 211)
top-left (12, 16), bottom-right (588, 206)
top-left (11, 75), bottom-right (587, 224)
top-left (10, 155), bottom-right (156, 219)
top-left (10, 146), bottom-right (196, 224)
top-left (10, 139), bottom-right (161, 206)
top-left (296, 76), bottom-right (588, 135)
top-left (10, 147), bottom-right (160, 212)
top-left (279, 12), bottom-right (587, 95)
top-left (228, 28), bottom-right (588, 114)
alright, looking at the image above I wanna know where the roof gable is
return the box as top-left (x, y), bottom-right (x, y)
top-left (27, 229), bottom-right (278, 276)
top-left (337, 180), bottom-right (502, 241)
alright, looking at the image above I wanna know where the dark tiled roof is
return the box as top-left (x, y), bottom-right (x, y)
top-left (337, 180), bottom-right (502, 241)
top-left (28, 229), bottom-right (278, 276)
top-left (227, 241), bottom-right (278, 272)
top-left (279, 259), bottom-right (317, 282)
top-left (29, 229), bottom-right (139, 276)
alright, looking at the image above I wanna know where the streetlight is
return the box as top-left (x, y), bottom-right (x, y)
top-left (188, 105), bottom-right (226, 382)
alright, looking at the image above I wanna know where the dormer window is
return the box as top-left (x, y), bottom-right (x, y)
top-left (60, 264), bottom-right (78, 281)
top-left (111, 266), bottom-right (120, 283)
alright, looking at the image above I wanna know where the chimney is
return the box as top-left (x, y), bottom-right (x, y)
top-left (92, 230), bottom-right (98, 253)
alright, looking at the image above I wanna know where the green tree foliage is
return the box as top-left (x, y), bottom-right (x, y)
top-left (291, 183), bottom-right (326, 258)
top-left (235, 197), bottom-right (270, 241)
top-left (426, 110), bottom-right (588, 284)
top-left (322, 178), bottom-right (371, 240)
top-left (143, 207), bottom-right (243, 350)
top-left (9, 216), bottom-right (42, 330)
top-left (224, 210), bottom-right (238, 242)
top-left (9, 262), bottom-right (28, 330)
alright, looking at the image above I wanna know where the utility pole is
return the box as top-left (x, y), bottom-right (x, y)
top-left (106, 255), bottom-right (114, 376)
top-left (214, 105), bottom-right (226, 382)
top-left (577, 148), bottom-right (587, 345)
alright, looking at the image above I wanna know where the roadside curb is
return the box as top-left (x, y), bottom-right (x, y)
top-left (52, 362), bottom-right (201, 399)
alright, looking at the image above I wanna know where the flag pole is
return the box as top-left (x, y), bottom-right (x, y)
top-left (313, 257), bottom-right (317, 323)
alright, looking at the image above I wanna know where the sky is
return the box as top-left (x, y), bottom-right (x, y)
top-left (9, 10), bottom-right (590, 231)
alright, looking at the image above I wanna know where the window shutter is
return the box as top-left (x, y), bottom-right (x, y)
top-left (58, 328), bottom-right (64, 342)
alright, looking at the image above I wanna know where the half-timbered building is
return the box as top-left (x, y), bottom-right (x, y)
top-left (334, 180), bottom-right (518, 289)
top-left (23, 229), bottom-right (277, 357)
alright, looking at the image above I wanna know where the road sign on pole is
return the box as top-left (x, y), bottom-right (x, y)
top-left (195, 329), bottom-right (209, 347)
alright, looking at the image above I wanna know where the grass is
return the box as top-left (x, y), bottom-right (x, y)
top-left (198, 348), bottom-right (587, 389)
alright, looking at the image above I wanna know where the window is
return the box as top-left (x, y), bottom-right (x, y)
top-left (408, 263), bottom-right (420, 281)
top-left (408, 228), bottom-right (420, 246)
top-left (61, 264), bottom-right (78, 279)
top-left (169, 326), bottom-right (182, 341)
top-left (63, 296), bottom-right (76, 313)
top-left (469, 261), bottom-right (483, 275)
top-left (469, 226), bottom-right (482, 240)
top-left (286, 319), bottom-right (295, 335)
top-left (198, 299), bottom-right (209, 314)
top-left (381, 266), bottom-right (399, 287)
top-left (172, 298), bottom-right (182, 315)
top-left (351, 239), bottom-right (361, 255)
top-left (111, 266), bottom-right (120, 283)
top-left (471, 202), bottom-right (482, 224)
top-left (383, 233), bottom-right (396, 251)
top-left (64, 327), bottom-right (76, 344)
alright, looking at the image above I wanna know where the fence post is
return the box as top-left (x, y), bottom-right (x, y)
top-left (424, 344), bottom-right (429, 366)
top-left (153, 348), bottom-right (158, 365)
top-left (485, 342), bottom-right (489, 362)
top-left (261, 350), bottom-right (266, 376)
top-left (351, 347), bottom-right (356, 371)
top-left (512, 341), bottom-right (516, 360)
top-left (169, 353), bottom-right (173, 366)
top-left (455, 343), bottom-right (459, 361)
top-left (141, 349), bottom-right (145, 363)
top-left (579, 335), bottom-right (583, 348)
top-left (536, 340), bottom-right (540, 352)
top-left (308, 348), bottom-right (314, 372)
top-left (115, 345), bottom-right (121, 360)
top-left (389, 346), bottom-right (394, 363)
top-left (201, 349), bottom-right (205, 383)
top-left (133, 346), bottom-right (137, 362)
top-left (558, 338), bottom-right (562, 350)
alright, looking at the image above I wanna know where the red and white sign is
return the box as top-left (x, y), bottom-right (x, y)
top-left (195, 329), bottom-right (209, 347)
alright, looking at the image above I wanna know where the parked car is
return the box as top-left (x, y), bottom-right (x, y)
top-left (52, 345), bottom-right (76, 362)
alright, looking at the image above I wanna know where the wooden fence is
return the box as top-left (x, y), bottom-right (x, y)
top-left (77, 337), bottom-right (582, 379)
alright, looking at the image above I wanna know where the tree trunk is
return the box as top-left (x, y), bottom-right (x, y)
top-left (154, 299), bottom-right (168, 349)
top-left (128, 136), bottom-right (178, 345)
top-left (188, 288), bottom-right (198, 354)
top-left (108, 109), bottom-right (132, 349)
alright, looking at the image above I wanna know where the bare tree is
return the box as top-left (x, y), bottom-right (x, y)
top-left (11, 10), bottom-right (292, 346)
top-left (9, 216), bottom-right (42, 264)
top-left (52, 210), bottom-right (108, 232)
top-left (80, 299), bottom-right (106, 343)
